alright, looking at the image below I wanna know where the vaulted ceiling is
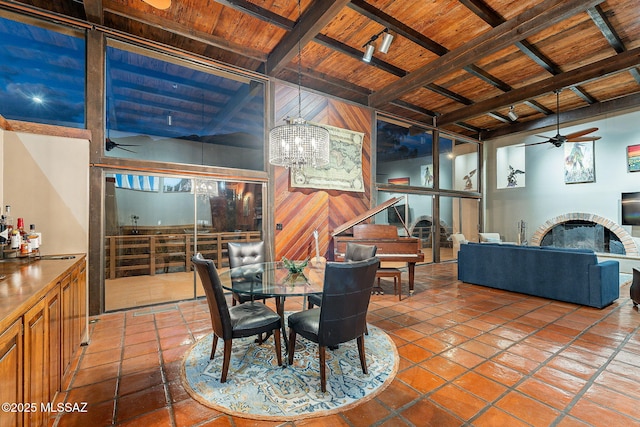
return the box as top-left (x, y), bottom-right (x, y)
top-left (4, 0), bottom-right (640, 141)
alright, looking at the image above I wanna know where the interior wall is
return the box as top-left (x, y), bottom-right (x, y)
top-left (273, 82), bottom-right (372, 261)
top-left (485, 109), bottom-right (640, 245)
top-left (2, 130), bottom-right (89, 256)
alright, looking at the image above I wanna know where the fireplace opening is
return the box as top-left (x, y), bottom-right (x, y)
top-left (540, 220), bottom-right (624, 254)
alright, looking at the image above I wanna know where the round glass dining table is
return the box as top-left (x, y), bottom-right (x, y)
top-left (218, 261), bottom-right (325, 349)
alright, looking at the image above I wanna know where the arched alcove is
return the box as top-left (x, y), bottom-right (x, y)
top-left (530, 213), bottom-right (638, 255)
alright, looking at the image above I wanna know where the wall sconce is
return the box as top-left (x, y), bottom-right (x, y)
top-left (362, 28), bottom-right (394, 62)
top-left (507, 106), bottom-right (518, 121)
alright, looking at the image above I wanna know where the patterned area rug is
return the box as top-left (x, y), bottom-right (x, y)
top-left (181, 323), bottom-right (398, 421)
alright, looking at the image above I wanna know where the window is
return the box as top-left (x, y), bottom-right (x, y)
top-left (0, 13), bottom-right (85, 128)
top-left (105, 41), bottom-right (266, 170)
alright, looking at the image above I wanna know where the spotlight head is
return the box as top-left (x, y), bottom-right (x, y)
top-left (507, 106), bottom-right (518, 121)
top-left (379, 31), bottom-right (394, 54)
top-left (363, 43), bottom-right (375, 62)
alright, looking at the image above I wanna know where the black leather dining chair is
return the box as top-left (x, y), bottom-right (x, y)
top-left (307, 242), bottom-right (377, 308)
top-left (631, 267), bottom-right (640, 307)
top-left (287, 257), bottom-right (380, 392)
top-left (192, 253), bottom-right (282, 383)
top-left (227, 241), bottom-right (273, 306)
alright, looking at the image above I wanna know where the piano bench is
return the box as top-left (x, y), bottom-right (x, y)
top-left (375, 268), bottom-right (403, 301)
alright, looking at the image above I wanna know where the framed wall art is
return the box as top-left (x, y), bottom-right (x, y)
top-left (564, 141), bottom-right (595, 184)
top-left (388, 177), bottom-right (410, 185)
top-left (627, 144), bottom-right (640, 172)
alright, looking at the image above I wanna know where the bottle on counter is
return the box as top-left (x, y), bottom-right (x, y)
top-left (0, 214), bottom-right (5, 246)
top-left (10, 229), bottom-right (20, 250)
top-left (4, 206), bottom-right (13, 244)
top-left (28, 224), bottom-right (40, 253)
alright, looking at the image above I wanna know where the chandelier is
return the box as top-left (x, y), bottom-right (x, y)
top-left (268, 0), bottom-right (330, 170)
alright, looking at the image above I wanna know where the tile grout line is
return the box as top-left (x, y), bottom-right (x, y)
top-left (550, 301), bottom-right (640, 426)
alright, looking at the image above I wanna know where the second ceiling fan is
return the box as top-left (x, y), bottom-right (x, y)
top-left (527, 89), bottom-right (600, 148)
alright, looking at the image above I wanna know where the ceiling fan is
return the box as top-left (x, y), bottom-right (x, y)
top-left (105, 137), bottom-right (139, 153)
top-left (527, 90), bottom-right (600, 148)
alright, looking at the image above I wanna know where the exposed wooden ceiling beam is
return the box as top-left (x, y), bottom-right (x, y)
top-left (588, 4), bottom-right (640, 84)
top-left (588, 5), bottom-right (625, 53)
top-left (483, 91), bottom-right (640, 140)
top-left (213, 0), bottom-right (293, 30)
top-left (438, 46), bottom-right (640, 126)
top-left (370, 0), bottom-right (605, 108)
top-left (264, 0), bottom-right (349, 76)
top-left (350, 0), bottom-right (513, 95)
top-left (348, 0), bottom-right (447, 56)
top-left (83, 0), bottom-right (103, 25)
top-left (314, 34), bottom-right (466, 115)
top-left (104, 2), bottom-right (266, 62)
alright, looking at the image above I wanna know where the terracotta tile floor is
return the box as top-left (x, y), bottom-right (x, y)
top-left (52, 263), bottom-right (640, 427)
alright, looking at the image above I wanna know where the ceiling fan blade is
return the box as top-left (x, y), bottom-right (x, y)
top-left (566, 136), bottom-right (601, 142)
top-left (523, 140), bottom-right (551, 147)
top-left (534, 134), bottom-right (551, 139)
top-left (564, 127), bottom-right (598, 139)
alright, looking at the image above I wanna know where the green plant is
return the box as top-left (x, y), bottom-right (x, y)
top-left (281, 257), bottom-right (308, 274)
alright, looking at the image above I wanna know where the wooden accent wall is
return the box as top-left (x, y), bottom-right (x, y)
top-left (274, 83), bottom-right (372, 261)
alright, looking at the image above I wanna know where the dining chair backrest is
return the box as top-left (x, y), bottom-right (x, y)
top-left (345, 242), bottom-right (377, 262)
top-left (318, 257), bottom-right (380, 347)
top-left (228, 241), bottom-right (265, 269)
top-left (192, 253), bottom-right (232, 340)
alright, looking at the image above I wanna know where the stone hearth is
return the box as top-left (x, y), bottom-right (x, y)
top-left (530, 212), bottom-right (638, 256)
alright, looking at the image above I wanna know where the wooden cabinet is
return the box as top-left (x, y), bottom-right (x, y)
top-left (24, 298), bottom-right (48, 427)
top-left (0, 320), bottom-right (22, 427)
top-left (47, 286), bottom-right (60, 406)
top-left (60, 272), bottom-right (73, 379)
top-left (0, 255), bottom-right (86, 427)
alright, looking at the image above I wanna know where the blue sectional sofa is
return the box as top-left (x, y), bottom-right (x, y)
top-left (457, 243), bottom-right (619, 308)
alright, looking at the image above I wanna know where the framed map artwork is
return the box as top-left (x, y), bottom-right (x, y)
top-left (290, 123), bottom-right (365, 192)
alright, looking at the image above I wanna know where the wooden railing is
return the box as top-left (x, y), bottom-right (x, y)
top-left (105, 231), bottom-right (261, 279)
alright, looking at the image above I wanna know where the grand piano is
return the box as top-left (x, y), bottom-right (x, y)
top-left (332, 197), bottom-right (425, 293)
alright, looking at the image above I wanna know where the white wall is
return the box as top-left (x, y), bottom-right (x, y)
top-left (2, 130), bottom-right (89, 256)
top-left (485, 109), bottom-right (640, 244)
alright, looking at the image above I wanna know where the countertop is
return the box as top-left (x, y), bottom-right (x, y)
top-left (0, 254), bottom-right (85, 332)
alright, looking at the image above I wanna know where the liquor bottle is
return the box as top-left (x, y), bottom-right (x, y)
top-left (4, 206), bottom-right (13, 245)
top-left (0, 214), bottom-right (5, 246)
top-left (28, 224), bottom-right (40, 253)
top-left (17, 217), bottom-right (25, 237)
top-left (10, 229), bottom-right (20, 250)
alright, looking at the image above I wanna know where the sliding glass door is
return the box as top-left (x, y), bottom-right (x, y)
top-left (104, 173), bottom-right (263, 311)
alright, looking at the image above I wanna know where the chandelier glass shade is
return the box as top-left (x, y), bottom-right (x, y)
top-left (268, 0), bottom-right (330, 170)
top-left (268, 117), bottom-right (330, 169)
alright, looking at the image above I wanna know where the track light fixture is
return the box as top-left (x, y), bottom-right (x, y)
top-left (363, 43), bottom-right (375, 62)
top-left (362, 28), bottom-right (394, 62)
top-left (508, 105), bottom-right (518, 121)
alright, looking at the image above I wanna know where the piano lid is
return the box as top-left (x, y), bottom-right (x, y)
top-left (331, 196), bottom-right (404, 237)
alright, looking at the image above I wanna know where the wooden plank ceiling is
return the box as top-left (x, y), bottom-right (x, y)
top-left (5, 0), bottom-right (640, 141)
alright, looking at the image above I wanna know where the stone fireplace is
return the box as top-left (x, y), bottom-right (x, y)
top-left (530, 213), bottom-right (639, 256)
